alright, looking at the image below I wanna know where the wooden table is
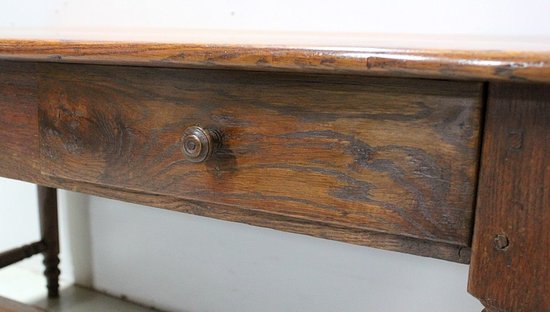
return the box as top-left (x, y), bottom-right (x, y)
top-left (0, 35), bottom-right (548, 311)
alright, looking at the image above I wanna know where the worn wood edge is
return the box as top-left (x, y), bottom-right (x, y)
top-left (29, 176), bottom-right (470, 263)
top-left (0, 39), bottom-right (549, 83)
top-left (2, 29), bottom-right (550, 50)
top-left (0, 296), bottom-right (45, 312)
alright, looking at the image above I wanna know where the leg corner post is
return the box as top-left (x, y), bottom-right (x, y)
top-left (37, 186), bottom-right (60, 298)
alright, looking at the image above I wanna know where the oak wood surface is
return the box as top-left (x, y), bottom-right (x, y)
top-left (0, 39), bottom-right (550, 83)
top-left (468, 83), bottom-right (550, 311)
top-left (0, 61), bottom-right (42, 182)
top-left (0, 60), bottom-right (473, 262)
top-left (38, 175), bottom-right (471, 263)
top-left (38, 62), bottom-right (482, 246)
top-left (0, 296), bottom-right (44, 312)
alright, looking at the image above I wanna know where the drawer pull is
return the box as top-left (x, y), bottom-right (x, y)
top-left (181, 126), bottom-right (221, 163)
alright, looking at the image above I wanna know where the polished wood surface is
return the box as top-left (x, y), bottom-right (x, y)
top-left (468, 83), bottom-right (550, 312)
top-left (1, 36), bottom-right (549, 309)
top-left (42, 175), bottom-right (471, 263)
top-left (0, 39), bottom-right (549, 83)
top-left (37, 63), bottom-right (481, 247)
top-left (0, 60), bottom-right (477, 262)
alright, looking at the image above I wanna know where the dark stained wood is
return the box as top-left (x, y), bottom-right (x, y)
top-left (0, 61), bottom-right (43, 183)
top-left (37, 186), bottom-right (60, 298)
top-left (2, 39), bottom-right (549, 308)
top-left (0, 241), bottom-right (45, 268)
top-left (0, 60), bottom-right (472, 262)
top-left (39, 175), bottom-right (471, 263)
top-left (38, 63), bottom-right (482, 246)
top-left (0, 63), bottom-right (59, 296)
top-left (0, 296), bottom-right (44, 312)
top-left (468, 83), bottom-right (550, 311)
top-left (0, 39), bottom-right (550, 83)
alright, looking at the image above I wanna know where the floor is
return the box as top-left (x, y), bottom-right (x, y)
top-left (0, 266), bottom-right (157, 311)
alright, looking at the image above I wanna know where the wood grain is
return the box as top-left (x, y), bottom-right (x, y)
top-left (38, 63), bottom-right (482, 246)
top-left (468, 83), bottom-right (550, 311)
top-left (32, 175), bottom-right (470, 263)
top-left (1, 40), bottom-right (550, 83)
top-left (0, 60), bottom-right (475, 262)
top-left (0, 61), bottom-right (42, 182)
top-left (0, 296), bottom-right (44, 312)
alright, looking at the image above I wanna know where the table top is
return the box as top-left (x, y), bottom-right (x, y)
top-left (1, 30), bottom-right (550, 83)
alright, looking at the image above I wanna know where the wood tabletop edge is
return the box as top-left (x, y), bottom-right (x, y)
top-left (1, 39), bottom-right (550, 83)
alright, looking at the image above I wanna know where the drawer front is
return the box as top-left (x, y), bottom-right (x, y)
top-left (38, 63), bottom-right (482, 245)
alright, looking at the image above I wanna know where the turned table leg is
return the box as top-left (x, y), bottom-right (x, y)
top-left (468, 83), bottom-right (550, 312)
top-left (37, 186), bottom-right (60, 298)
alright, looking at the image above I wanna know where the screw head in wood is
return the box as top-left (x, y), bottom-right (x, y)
top-left (494, 234), bottom-right (509, 250)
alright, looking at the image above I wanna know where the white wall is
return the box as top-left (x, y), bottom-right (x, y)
top-left (2, 0), bottom-right (550, 36)
top-left (0, 178), bottom-right (481, 312)
top-left (2, 1), bottom-right (550, 311)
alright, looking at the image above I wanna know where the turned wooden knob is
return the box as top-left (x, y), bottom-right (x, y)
top-left (181, 126), bottom-right (221, 162)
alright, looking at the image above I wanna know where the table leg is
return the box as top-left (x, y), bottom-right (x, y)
top-left (37, 186), bottom-right (60, 298)
top-left (468, 83), bottom-right (550, 312)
